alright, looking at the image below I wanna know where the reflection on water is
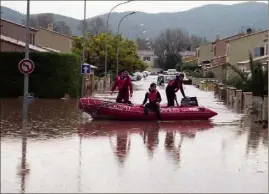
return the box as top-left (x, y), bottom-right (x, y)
top-left (1, 99), bottom-right (80, 138)
top-left (143, 123), bottom-right (160, 159)
top-left (18, 129), bottom-right (30, 194)
top-left (110, 131), bottom-right (131, 165)
top-left (1, 81), bottom-right (268, 193)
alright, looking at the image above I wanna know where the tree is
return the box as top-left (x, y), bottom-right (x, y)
top-left (152, 28), bottom-right (207, 70)
top-left (36, 13), bottom-right (54, 28)
top-left (78, 17), bottom-right (108, 36)
top-left (225, 53), bottom-right (268, 98)
top-left (136, 37), bottom-right (150, 50)
top-left (72, 33), bottom-right (146, 76)
top-left (54, 21), bottom-right (72, 36)
top-left (21, 14), bottom-right (72, 36)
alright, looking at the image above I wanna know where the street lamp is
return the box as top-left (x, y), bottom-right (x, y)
top-left (81, 0), bottom-right (87, 97)
top-left (104, 0), bottom-right (132, 77)
top-left (127, 23), bottom-right (144, 39)
top-left (116, 12), bottom-right (136, 75)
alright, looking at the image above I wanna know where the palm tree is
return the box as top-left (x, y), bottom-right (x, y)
top-left (224, 53), bottom-right (268, 99)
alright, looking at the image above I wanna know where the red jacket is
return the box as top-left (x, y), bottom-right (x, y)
top-left (111, 76), bottom-right (133, 93)
top-left (168, 79), bottom-right (183, 91)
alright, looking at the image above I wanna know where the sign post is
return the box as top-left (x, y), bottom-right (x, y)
top-left (18, 59), bottom-right (35, 75)
top-left (81, 63), bottom-right (91, 97)
top-left (18, 0), bottom-right (32, 183)
top-left (81, 63), bottom-right (91, 75)
top-left (22, 0), bottom-right (31, 125)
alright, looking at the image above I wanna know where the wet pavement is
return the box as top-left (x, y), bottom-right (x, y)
top-left (1, 76), bottom-right (268, 193)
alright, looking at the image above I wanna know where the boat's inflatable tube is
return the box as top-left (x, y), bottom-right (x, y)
top-left (78, 97), bottom-right (217, 121)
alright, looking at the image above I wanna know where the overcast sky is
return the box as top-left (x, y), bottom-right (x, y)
top-left (2, 1), bottom-right (267, 19)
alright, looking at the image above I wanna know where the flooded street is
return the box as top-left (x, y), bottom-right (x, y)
top-left (1, 76), bottom-right (268, 193)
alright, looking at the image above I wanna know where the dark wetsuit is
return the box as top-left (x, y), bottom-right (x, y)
top-left (142, 90), bottom-right (162, 120)
top-left (166, 78), bottom-right (186, 107)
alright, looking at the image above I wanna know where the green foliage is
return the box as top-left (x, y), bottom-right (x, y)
top-left (179, 62), bottom-right (200, 72)
top-left (0, 52), bottom-right (81, 98)
top-left (164, 53), bottom-right (182, 70)
top-left (224, 76), bottom-right (247, 91)
top-left (225, 53), bottom-right (268, 97)
top-left (72, 33), bottom-right (146, 76)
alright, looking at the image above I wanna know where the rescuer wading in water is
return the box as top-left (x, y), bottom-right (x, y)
top-left (141, 83), bottom-right (162, 120)
top-left (165, 73), bottom-right (186, 107)
top-left (110, 70), bottom-right (133, 104)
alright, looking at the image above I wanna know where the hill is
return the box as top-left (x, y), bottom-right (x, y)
top-left (1, 2), bottom-right (268, 40)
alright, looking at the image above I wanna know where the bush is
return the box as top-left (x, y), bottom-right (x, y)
top-left (180, 62), bottom-right (200, 72)
top-left (0, 52), bottom-right (81, 98)
top-left (189, 71), bottom-right (204, 78)
top-left (225, 54), bottom-right (268, 98)
top-left (224, 76), bottom-right (246, 90)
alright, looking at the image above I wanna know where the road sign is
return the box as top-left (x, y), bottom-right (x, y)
top-left (81, 63), bottom-right (90, 74)
top-left (18, 59), bottom-right (35, 74)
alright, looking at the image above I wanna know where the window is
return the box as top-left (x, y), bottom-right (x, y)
top-left (143, 56), bottom-right (150, 61)
top-left (197, 50), bottom-right (200, 57)
top-left (265, 43), bottom-right (268, 55)
top-left (254, 47), bottom-right (264, 57)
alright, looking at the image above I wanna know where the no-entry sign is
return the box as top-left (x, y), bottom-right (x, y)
top-left (18, 59), bottom-right (35, 74)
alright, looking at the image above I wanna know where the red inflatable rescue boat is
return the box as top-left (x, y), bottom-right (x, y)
top-left (78, 97), bottom-right (217, 121)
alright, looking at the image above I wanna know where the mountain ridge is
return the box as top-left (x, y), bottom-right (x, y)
top-left (1, 2), bottom-right (268, 40)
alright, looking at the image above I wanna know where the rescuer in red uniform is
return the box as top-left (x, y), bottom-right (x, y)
top-left (166, 73), bottom-right (186, 107)
top-left (141, 83), bottom-right (162, 120)
top-left (110, 70), bottom-right (133, 104)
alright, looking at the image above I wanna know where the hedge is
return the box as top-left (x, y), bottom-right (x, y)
top-left (0, 52), bottom-right (81, 98)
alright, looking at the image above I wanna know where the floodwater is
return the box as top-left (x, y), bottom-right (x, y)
top-left (1, 76), bottom-right (268, 193)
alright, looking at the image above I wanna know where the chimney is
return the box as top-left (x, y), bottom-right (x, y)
top-left (216, 35), bottom-right (220, 40)
top-left (47, 23), bottom-right (53, 31)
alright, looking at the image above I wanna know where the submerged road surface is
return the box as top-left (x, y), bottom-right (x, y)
top-left (1, 76), bottom-right (268, 193)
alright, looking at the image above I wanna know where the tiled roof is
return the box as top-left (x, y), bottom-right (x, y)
top-left (226, 30), bottom-right (268, 42)
top-left (1, 35), bottom-right (49, 52)
top-left (1, 18), bottom-right (38, 31)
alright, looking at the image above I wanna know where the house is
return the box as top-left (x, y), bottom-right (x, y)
top-left (237, 34), bottom-right (268, 71)
top-left (196, 43), bottom-right (213, 68)
top-left (179, 51), bottom-right (196, 58)
top-left (226, 30), bottom-right (268, 67)
top-left (137, 49), bottom-right (156, 70)
top-left (0, 18), bottom-right (38, 45)
top-left (202, 30), bottom-right (268, 81)
top-left (35, 24), bottom-right (74, 53)
top-left (0, 19), bottom-right (61, 53)
top-left (0, 35), bottom-right (49, 52)
top-left (210, 33), bottom-right (244, 67)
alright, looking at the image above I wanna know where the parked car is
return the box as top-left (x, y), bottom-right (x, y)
top-left (142, 71), bottom-right (150, 76)
top-left (167, 69), bottom-right (178, 75)
top-left (133, 72), bottom-right (143, 80)
top-left (129, 75), bottom-right (139, 81)
top-left (157, 74), bottom-right (165, 86)
top-left (163, 74), bottom-right (192, 85)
